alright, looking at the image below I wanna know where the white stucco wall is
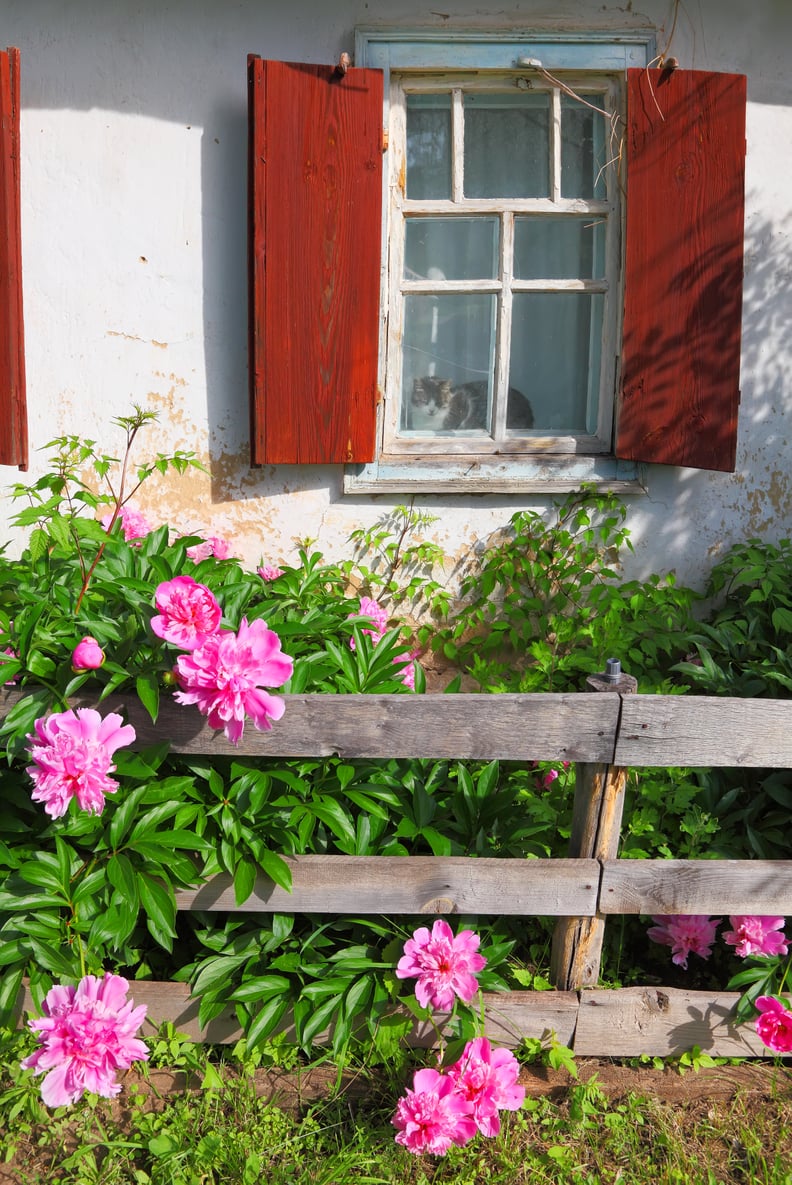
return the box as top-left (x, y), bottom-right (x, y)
top-left (2, 0), bottom-right (791, 591)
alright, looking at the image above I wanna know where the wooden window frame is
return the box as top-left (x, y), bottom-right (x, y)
top-left (380, 71), bottom-right (622, 464)
top-left (344, 30), bottom-right (653, 493)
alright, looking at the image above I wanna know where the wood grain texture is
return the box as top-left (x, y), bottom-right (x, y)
top-left (0, 689), bottom-right (620, 761)
top-left (0, 47), bottom-right (26, 469)
top-left (13, 981), bottom-right (579, 1048)
top-left (615, 695), bottom-right (792, 767)
top-left (14, 981), bottom-right (778, 1056)
top-left (617, 69), bottom-right (746, 472)
top-left (600, 860), bottom-right (792, 915)
top-left (175, 856), bottom-right (601, 917)
top-left (248, 57), bottom-right (383, 465)
top-left (574, 988), bottom-right (772, 1058)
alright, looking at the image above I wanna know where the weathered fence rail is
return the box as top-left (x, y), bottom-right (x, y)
top-left (6, 688), bottom-right (792, 1057)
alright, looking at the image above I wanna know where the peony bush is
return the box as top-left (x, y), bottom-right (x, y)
top-left (0, 410), bottom-right (465, 1080)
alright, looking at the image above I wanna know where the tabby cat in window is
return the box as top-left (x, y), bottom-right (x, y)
top-left (407, 377), bottom-right (534, 432)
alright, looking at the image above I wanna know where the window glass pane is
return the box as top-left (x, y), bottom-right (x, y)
top-left (509, 293), bottom-right (604, 433)
top-left (464, 93), bottom-right (550, 198)
top-left (561, 95), bottom-right (607, 199)
top-left (400, 293), bottom-right (497, 433)
top-left (514, 217), bottom-right (606, 279)
top-left (404, 217), bottom-right (498, 281)
top-left (406, 95), bottom-right (452, 199)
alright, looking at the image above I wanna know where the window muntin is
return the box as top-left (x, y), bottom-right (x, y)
top-left (382, 73), bottom-right (620, 460)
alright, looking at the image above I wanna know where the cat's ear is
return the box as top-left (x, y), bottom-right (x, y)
top-left (412, 377), bottom-right (424, 394)
top-left (439, 379), bottom-right (452, 395)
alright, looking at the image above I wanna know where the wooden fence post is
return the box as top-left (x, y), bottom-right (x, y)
top-left (549, 660), bottom-right (638, 991)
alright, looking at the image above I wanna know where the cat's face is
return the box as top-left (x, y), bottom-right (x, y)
top-left (411, 377), bottom-right (452, 418)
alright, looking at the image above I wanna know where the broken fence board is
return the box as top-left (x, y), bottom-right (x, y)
top-left (600, 859), bottom-right (792, 916)
top-left (574, 988), bottom-right (773, 1058)
top-left (0, 689), bottom-right (619, 762)
top-left (175, 857), bottom-right (601, 917)
top-left (615, 695), bottom-right (792, 767)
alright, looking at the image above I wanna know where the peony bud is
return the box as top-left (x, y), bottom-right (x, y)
top-left (71, 636), bottom-right (105, 671)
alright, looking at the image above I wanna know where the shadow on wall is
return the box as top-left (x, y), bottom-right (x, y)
top-left (624, 202), bottom-right (792, 586)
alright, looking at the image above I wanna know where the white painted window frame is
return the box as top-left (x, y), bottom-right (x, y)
top-left (345, 29), bottom-right (655, 495)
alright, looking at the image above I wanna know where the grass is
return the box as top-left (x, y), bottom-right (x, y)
top-left (0, 1031), bottom-right (791, 1185)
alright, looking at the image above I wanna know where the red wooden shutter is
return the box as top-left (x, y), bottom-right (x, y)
top-left (616, 68), bottom-right (746, 472)
top-left (0, 48), bottom-right (26, 469)
top-left (248, 56), bottom-right (383, 465)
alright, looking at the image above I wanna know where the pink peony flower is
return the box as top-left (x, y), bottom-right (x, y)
top-left (20, 973), bottom-right (149, 1107)
top-left (723, 916), bottom-right (789, 959)
top-left (174, 616), bottom-right (293, 744)
top-left (1, 645), bottom-right (19, 684)
top-left (647, 915), bottom-right (719, 969)
top-left (542, 769), bottom-right (559, 788)
top-left (447, 1038), bottom-right (526, 1137)
top-left (101, 505), bottom-right (153, 544)
top-left (348, 596), bottom-right (389, 650)
top-left (26, 708), bottom-right (136, 818)
top-left (392, 1067), bottom-right (477, 1156)
top-left (71, 636), bottom-right (105, 671)
top-left (755, 996), bottom-right (792, 1054)
top-left (396, 919), bottom-right (487, 1011)
top-left (151, 576), bottom-right (222, 650)
top-left (394, 652), bottom-right (418, 690)
top-left (186, 535), bottom-right (234, 562)
top-left (257, 563), bottom-right (284, 582)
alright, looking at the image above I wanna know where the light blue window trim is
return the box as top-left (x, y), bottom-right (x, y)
top-left (347, 30), bottom-right (652, 497)
top-left (345, 456), bottom-right (643, 495)
top-left (354, 29), bottom-right (655, 75)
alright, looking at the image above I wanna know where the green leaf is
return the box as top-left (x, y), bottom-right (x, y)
top-left (28, 939), bottom-right (82, 979)
top-left (300, 994), bottom-right (342, 1047)
top-left (138, 874), bottom-right (176, 949)
top-left (311, 797), bottom-right (356, 846)
top-left (107, 852), bottom-right (139, 903)
top-left (258, 850), bottom-right (293, 893)
top-left (135, 672), bottom-right (160, 722)
top-left (245, 996), bottom-right (289, 1050)
top-left (233, 857), bottom-right (257, 907)
top-left (109, 785), bottom-right (148, 848)
top-left (0, 938), bottom-right (29, 967)
top-left (231, 975), bottom-right (292, 1004)
top-left (0, 962), bottom-right (25, 1023)
top-left (192, 954), bottom-right (251, 997)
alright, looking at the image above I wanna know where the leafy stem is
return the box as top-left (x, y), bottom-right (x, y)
top-left (74, 408), bottom-right (157, 614)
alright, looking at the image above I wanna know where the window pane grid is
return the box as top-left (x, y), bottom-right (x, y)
top-left (393, 75), bottom-right (616, 452)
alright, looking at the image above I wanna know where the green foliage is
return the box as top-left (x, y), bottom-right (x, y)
top-left (0, 415), bottom-right (428, 1053)
top-left (2, 416), bottom-right (791, 1069)
top-left (345, 501), bottom-right (452, 623)
top-left (434, 487), bottom-right (697, 693)
top-left (674, 538), bottom-right (792, 698)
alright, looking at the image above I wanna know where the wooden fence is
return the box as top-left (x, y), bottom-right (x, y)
top-left (8, 686), bottom-right (792, 1058)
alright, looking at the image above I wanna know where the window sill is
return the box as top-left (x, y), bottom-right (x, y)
top-left (344, 455), bottom-right (645, 494)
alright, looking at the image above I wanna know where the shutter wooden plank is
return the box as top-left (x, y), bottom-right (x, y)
top-left (615, 694), bottom-right (792, 768)
top-left (617, 69), bottom-right (746, 472)
top-left (175, 856), bottom-right (601, 917)
top-left (0, 688), bottom-right (620, 763)
top-left (248, 56), bottom-right (382, 465)
top-left (0, 48), bottom-right (26, 469)
top-left (574, 988), bottom-right (771, 1058)
top-left (600, 859), bottom-right (792, 916)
